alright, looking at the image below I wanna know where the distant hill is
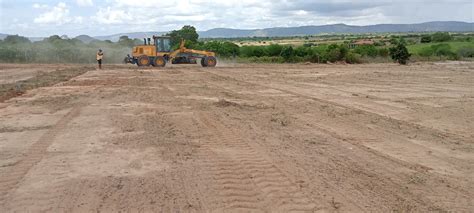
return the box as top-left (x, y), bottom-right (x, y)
top-left (1, 21), bottom-right (473, 41)
top-left (0, 33), bottom-right (9, 40)
top-left (90, 21), bottom-right (473, 40)
top-left (198, 21), bottom-right (474, 38)
top-left (74, 35), bottom-right (97, 43)
top-left (94, 32), bottom-right (168, 42)
top-left (28, 37), bottom-right (45, 42)
top-left (0, 33), bottom-right (43, 41)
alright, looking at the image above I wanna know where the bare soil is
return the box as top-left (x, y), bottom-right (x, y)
top-left (0, 62), bottom-right (473, 212)
top-left (0, 64), bottom-right (93, 102)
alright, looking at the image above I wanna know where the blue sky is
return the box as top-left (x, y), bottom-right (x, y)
top-left (1, 0), bottom-right (473, 37)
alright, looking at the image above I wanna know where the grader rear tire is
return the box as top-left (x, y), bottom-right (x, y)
top-left (137, 55), bottom-right (151, 67)
top-left (153, 56), bottom-right (166, 67)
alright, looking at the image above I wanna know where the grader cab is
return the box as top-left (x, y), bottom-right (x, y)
top-left (124, 36), bottom-right (217, 67)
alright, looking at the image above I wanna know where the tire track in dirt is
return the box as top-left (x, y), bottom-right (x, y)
top-left (0, 105), bottom-right (83, 210)
top-left (194, 112), bottom-right (316, 212)
top-left (6, 160), bottom-right (73, 212)
top-left (53, 108), bottom-right (206, 212)
top-left (200, 69), bottom-right (471, 211)
top-left (203, 70), bottom-right (469, 145)
top-left (203, 69), bottom-right (473, 176)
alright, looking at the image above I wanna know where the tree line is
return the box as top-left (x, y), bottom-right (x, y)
top-left (0, 35), bottom-right (138, 63)
top-left (165, 26), bottom-right (408, 64)
top-left (1, 25), bottom-right (471, 65)
top-left (0, 33), bottom-right (409, 65)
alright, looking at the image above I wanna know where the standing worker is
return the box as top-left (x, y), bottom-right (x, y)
top-left (96, 49), bottom-right (104, 69)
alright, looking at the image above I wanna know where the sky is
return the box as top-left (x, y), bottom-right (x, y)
top-left (0, 0), bottom-right (473, 37)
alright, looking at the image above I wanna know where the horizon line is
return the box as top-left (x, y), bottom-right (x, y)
top-left (1, 21), bottom-right (473, 38)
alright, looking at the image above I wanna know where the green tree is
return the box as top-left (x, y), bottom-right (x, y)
top-left (389, 41), bottom-right (411, 65)
top-left (118, 36), bottom-right (135, 47)
top-left (199, 41), bottom-right (239, 57)
top-left (45, 35), bottom-right (62, 42)
top-left (4, 35), bottom-right (31, 44)
top-left (167, 25), bottom-right (199, 47)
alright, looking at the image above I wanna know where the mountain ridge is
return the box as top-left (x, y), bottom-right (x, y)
top-left (1, 21), bottom-right (473, 42)
top-left (199, 21), bottom-right (474, 38)
top-left (98, 21), bottom-right (474, 40)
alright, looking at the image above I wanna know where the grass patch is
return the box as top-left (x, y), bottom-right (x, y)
top-left (408, 41), bottom-right (474, 55)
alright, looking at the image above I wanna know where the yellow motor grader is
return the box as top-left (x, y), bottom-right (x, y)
top-left (124, 36), bottom-right (217, 67)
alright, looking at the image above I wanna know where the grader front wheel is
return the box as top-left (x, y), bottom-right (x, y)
top-left (202, 56), bottom-right (217, 67)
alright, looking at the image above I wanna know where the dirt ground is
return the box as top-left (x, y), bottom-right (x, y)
top-left (0, 62), bottom-right (473, 212)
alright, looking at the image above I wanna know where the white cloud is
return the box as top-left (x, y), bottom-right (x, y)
top-left (32, 3), bottom-right (49, 9)
top-left (33, 2), bottom-right (85, 25)
top-left (74, 16), bottom-right (84, 24)
top-left (4, 0), bottom-right (473, 36)
top-left (34, 2), bottom-right (71, 25)
top-left (94, 7), bottom-right (133, 24)
top-left (76, 0), bottom-right (93, 7)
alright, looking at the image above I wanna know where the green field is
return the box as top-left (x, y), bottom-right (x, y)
top-left (407, 41), bottom-right (474, 55)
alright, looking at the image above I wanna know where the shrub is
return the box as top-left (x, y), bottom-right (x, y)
top-left (308, 46), bottom-right (329, 63)
top-left (265, 44), bottom-right (283, 57)
top-left (240, 46), bottom-right (266, 57)
top-left (325, 44), bottom-right (348, 63)
top-left (327, 48), bottom-right (341, 63)
top-left (420, 35), bottom-right (432, 43)
top-left (373, 41), bottom-right (385, 46)
top-left (280, 46), bottom-right (295, 62)
top-left (307, 50), bottom-right (322, 63)
top-left (378, 48), bottom-right (390, 57)
top-left (339, 45), bottom-right (348, 60)
top-left (418, 46), bottom-right (435, 57)
top-left (431, 44), bottom-right (453, 57)
top-left (294, 46), bottom-right (311, 57)
top-left (389, 41), bottom-right (411, 65)
top-left (417, 43), bottom-right (460, 60)
top-left (345, 52), bottom-right (362, 64)
top-left (458, 46), bottom-right (474, 58)
top-left (432, 32), bottom-right (452, 42)
top-left (354, 45), bottom-right (378, 57)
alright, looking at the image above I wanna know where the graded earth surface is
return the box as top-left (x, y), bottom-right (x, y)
top-left (0, 62), bottom-right (473, 212)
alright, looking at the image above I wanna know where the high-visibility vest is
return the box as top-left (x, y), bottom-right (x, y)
top-left (97, 52), bottom-right (104, 60)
